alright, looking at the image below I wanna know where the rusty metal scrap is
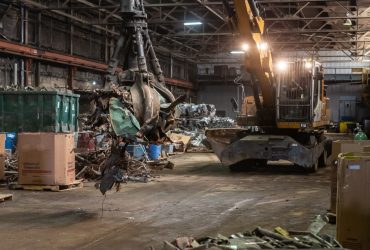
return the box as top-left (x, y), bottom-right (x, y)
top-left (75, 139), bottom-right (171, 195)
top-left (162, 226), bottom-right (344, 250)
top-left (3, 153), bottom-right (18, 183)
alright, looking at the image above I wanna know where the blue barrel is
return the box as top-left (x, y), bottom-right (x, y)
top-left (148, 144), bottom-right (161, 160)
top-left (5, 132), bottom-right (16, 152)
top-left (127, 144), bottom-right (147, 160)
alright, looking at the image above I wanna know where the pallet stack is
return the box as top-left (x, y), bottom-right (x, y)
top-left (0, 90), bottom-right (81, 191)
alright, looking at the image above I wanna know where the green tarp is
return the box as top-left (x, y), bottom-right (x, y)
top-left (109, 98), bottom-right (140, 139)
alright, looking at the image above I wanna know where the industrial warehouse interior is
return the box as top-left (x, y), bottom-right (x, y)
top-left (0, 0), bottom-right (370, 249)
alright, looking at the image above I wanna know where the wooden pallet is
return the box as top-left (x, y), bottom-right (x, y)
top-left (9, 180), bottom-right (83, 192)
top-left (0, 193), bottom-right (13, 202)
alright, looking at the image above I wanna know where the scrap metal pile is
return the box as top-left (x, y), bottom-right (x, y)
top-left (177, 103), bottom-right (236, 131)
top-left (173, 103), bottom-right (236, 152)
top-left (3, 153), bottom-right (18, 183)
top-left (75, 140), bottom-right (165, 184)
top-left (163, 227), bottom-right (343, 250)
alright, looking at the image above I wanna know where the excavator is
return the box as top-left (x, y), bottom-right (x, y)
top-left (206, 0), bottom-right (331, 172)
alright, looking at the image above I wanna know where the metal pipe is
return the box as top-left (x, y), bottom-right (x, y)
top-left (144, 30), bottom-right (164, 82)
top-left (135, 30), bottom-right (147, 72)
top-left (170, 54), bottom-right (173, 78)
top-left (13, 62), bottom-right (17, 86)
top-left (20, 6), bottom-right (25, 87)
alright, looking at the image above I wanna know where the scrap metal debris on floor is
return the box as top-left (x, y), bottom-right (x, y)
top-left (162, 227), bottom-right (343, 250)
top-left (75, 137), bottom-right (174, 195)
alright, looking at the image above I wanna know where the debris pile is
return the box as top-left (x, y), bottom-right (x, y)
top-left (177, 103), bottom-right (235, 131)
top-left (169, 130), bottom-right (211, 153)
top-left (163, 227), bottom-right (343, 250)
top-left (76, 147), bottom-right (155, 184)
top-left (177, 103), bottom-right (216, 118)
top-left (4, 153), bottom-right (18, 183)
top-left (170, 103), bottom-right (235, 153)
top-left (75, 150), bottom-right (107, 180)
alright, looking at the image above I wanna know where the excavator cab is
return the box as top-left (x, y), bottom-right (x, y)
top-left (276, 61), bottom-right (330, 129)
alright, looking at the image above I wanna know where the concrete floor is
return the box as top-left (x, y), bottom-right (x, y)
top-left (0, 153), bottom-right (333, 250)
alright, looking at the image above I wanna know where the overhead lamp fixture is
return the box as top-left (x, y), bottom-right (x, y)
top-left (184, 21), bottom-right (202, 26)
top-left (230, 50), bottom-right (245, 54)
top-left (343, 18), bottom-right (352, 26)
top-left (305, 62), bottom-right (312, 69)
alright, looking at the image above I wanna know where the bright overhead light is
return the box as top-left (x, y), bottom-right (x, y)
top-left (305, 62), bottom-right (312, 69)
top-left (184, 21), bottom-right (202, 26)
top-left (257, 42), bottom-right (268, 50)
top-left (230, 50), bottom-right (245, 54)
top-left (241, 43), bottom-right (249, 51)
top-left (277, 61), bottom-right (288, 71)
top-left (92, 81), bottom-right (96, 85)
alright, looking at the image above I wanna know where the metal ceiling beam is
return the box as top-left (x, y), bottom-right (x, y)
top-left (195, 0), bottom-right (225, 22)
top-left (167, 32), bottom-right (234, 36)
top-left (265, 16), bottom-right (370, 21)
top-left (271, 40), bottom-right (370, 44)
top-left (19, 0), bottom-right (119, 35)
top-left (257, 0), bottom-right (346, 3)
top-left (268, 29), bottom-right (370, 34)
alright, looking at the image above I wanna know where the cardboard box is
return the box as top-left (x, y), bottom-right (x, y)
top-left (363, 145), bottom-right (370, 152)
top-left (0, 154), bottom-right (4, 180)
top-left (337, 153), bottom-right (370, 250)
top-left (18, 133), bottom-right (75, 185)
top-left (330, 140), bottom-right (370, 213)
top-left (0, 133), bottom-right (5, 154)
top-left (169, 133), bottom-right (191, 152)
top-left (331, 140), bottom-right (370, 164)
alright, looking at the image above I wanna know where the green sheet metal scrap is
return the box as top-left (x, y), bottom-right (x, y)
top-left (109, 97), bottom-right (140, 138)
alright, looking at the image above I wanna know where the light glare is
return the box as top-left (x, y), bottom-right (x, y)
top-left (241, 43), bottom-right (249, 51)
top-left (277, 61), bottom-right (288, 71)
top-left (259, 42), bottom-right (268, 50)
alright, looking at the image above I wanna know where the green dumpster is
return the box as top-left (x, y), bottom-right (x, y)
top-left (0, 90), bottom-right (79, 133)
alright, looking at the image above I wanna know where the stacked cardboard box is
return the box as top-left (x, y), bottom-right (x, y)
top-left (337, 153), bottom-right (370, 250)
top-left (18, 133), bottom-right (75, 186)
top-left (330, 140), bottom-right (370, 213)
top-left (0, 134), bottom-right (5, 180)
